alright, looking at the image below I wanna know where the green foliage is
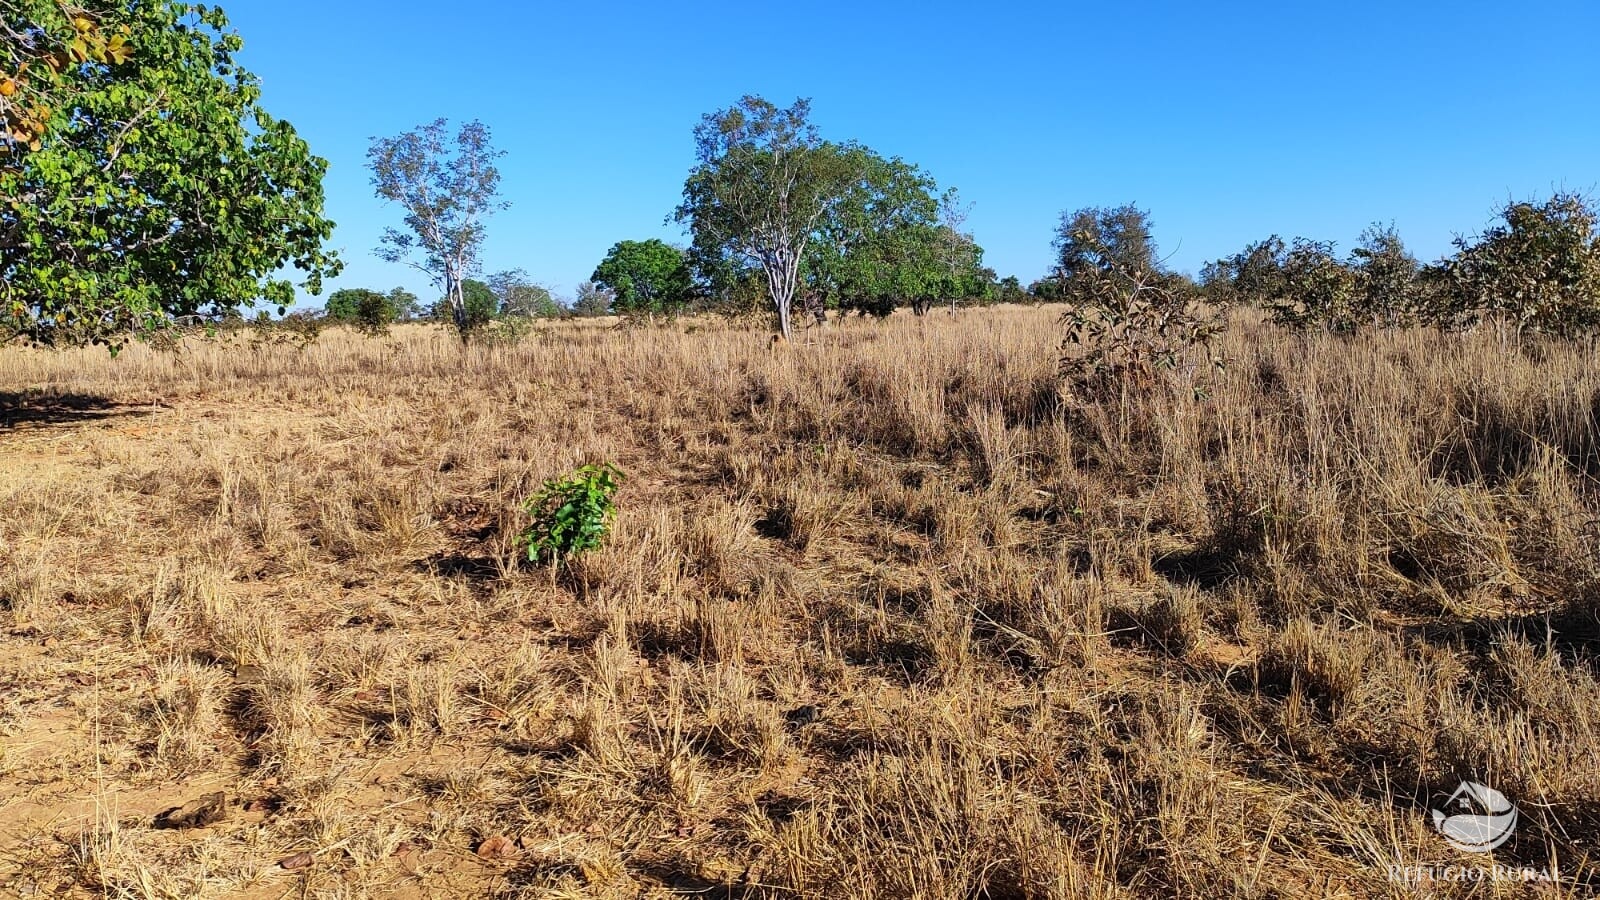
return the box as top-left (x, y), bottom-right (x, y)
top-left (809, 152), bottom-right (939, 316)
top-left (1440, 193), bottom-right (1600, 336)
top-left (1059, 269), bottom-right (1224, 401)
top-left (1052, 205), bottom-right (1221, 399)
top-left (385, 287), bottom-right (422, 321)
top-left (676, 98), bottom-right (982, 330)
top-left (479, 313), bottom-right (539, 347)
top-left (674, 95), bottom-right (862, 339)
top-left (994, 275), bottom-right (1029, 304)
top-left (1053, 205), bottom-right (1164, 304)
top-left (430, 278), bottom-right (499, 329)
top-left (2, 1), bottom-right (133, 154)
top-left (1205, 198), bottom-right (1600, 337)
top-left (1207, 231), bottom-right (1421, 331)
top-left (1349, 224), bottom-right (1422, 328)
top-left (521, 464), bottom-right (623, 563)
top-left (1, 0), bottom-right (339, 349)
top-left (1268, 239), bottom-right (1361, 331)
top-left (591, 239), bottom-right (694, 316)
top-left (324, 287), bottom-right (402, 333)
top-left (368, 118), bottom-right (506, 342)
top-left (1200, 236), bottom-right (1289, 307)
top-left (1028, 277), bottom-right (1066, 301)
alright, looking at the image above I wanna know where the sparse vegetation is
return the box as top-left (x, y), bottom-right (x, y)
top-left (2, 307), bottom-right (1597, 897)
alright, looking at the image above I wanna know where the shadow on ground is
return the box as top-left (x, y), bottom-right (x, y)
top-left (0, 390), bottom-right (147, 432)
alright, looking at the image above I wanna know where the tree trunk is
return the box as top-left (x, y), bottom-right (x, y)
top-left (768, 260), bottom-right (794, 341)
top-left (775, 292), bottom-right (792, 341)
top-left (445, 269), bottom-right (469, 343)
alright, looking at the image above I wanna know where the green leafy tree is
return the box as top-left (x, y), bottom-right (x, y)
top-left (368, 118), bottom-right (506, 341)
top-left (1268, 239), bottom-right (1360, 331)
top-left (461, 279), bottom-right (499, 327)
top-left (829, 222), bottom-right (942, 317)
top-left (387, 287), bottom-right (422, 321)
top-left (324, 287), bottom-right (402, 332)
top-left (1201, 236), bottom-right (1289, 307)
top-left (591, 239), bottom-right (693, 317)
top-left (994, 275), bottom-right (1029, 304)
top-left (1, 1), bottom-right (339, 348)
top-left (429, 278), bottom-right (498, 327)
top-left (1440, 193), bottom-right (1600, 336)
top-left (1051, 204), bottom-right (1222, 398)
top-left (1028, 277), bottom-right (1066, 301)
top-left (674, 96), bottom-right (861, 340)
top-left (805, 150), bottom-right (945, 318)
top-left (324, 288), bottom-right (384, 322)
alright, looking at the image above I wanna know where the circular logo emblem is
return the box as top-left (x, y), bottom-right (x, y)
top-left (1432, 781), bottom-right (1518, 853)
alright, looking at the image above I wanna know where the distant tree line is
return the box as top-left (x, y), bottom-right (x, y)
top-left (321, 275), bottom-right (607, 333)
top-left (1040, 195), bottom-right (1600, 400)
top-left (6, 1), bottom-right (1595, 355)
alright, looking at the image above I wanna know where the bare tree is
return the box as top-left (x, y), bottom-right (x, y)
top-left (939, 190), bottom-right (975, 314)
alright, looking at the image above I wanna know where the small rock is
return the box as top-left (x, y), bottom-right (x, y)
top-left (153, 792), bottom-right (227, 829)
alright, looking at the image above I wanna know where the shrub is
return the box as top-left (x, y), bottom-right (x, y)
top-left (1266, 239), bottom-right (1361, 332)
top-left (520, 464), bottom-right (623, 563)
top-left (477, 315), bottom-right (538, 347)
top-left (1058, 269), bottom-right (1223, 401)
top-left (1439, 192), bottom-right (1600, 336)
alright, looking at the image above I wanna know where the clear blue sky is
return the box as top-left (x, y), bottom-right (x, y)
top-left (218, 0), bottom-right (1598, 307)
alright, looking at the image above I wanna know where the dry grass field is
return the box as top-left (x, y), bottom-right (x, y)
top-left (1, 305), bottom-right (1598, 898)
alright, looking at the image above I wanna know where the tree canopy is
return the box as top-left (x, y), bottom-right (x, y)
top-left (1051, 205), bottom-right (1166, 304)
top-left (489, 269), bottom-right (561, 318)
top-left (369, 118), bottom-right (505, 341)
top-left (429, 278), bottom-right (501, 328)
top-left (591, 239), bottom-right (694, 317)
top-left (324, 286), bottom-right (417, 331)
top-left (676, 97), bottom-right (984, 330)
top-left (1442, 193), bottom-right (1600, 335)
top-left (674, 96), bottom-right (862, 339)
top-left (2, 0), bottom-right (339, 348)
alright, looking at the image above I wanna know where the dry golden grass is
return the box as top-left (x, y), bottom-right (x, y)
top-left (0, 306), bottom-right (1597, 898)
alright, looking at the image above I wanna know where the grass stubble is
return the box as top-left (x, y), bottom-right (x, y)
top-left (0, 306), bottom-right (1596, 897)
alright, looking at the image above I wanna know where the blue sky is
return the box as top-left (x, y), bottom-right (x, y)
top-left (219, 0), bottom-right (1599, 307)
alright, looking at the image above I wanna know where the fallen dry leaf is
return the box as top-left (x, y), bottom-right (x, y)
top-left (475, 834), bottom-right (518, 860)
top-left (278, 851), bottom-right (314, 871)
top-left (152, 792), bottom-right (227, 830)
